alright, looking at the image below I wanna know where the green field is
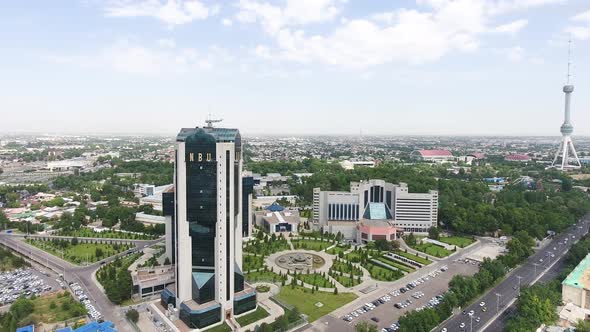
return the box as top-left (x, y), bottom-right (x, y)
top-left (243, 255), bottom-right (265, 271)
top-left (32, 291), bottom-right (87, 323)
top-left (236, 306), bottom-right (270, 326)
top-left (438, 236), bottom-right (475, 248)
top-left (394, 250), bottom-right (431, 265)
top-left (291, 239), bottom-right (333, 251)
top-left (295, 273), bottom-right (333, 288)
top-left (27, 239), bottom-right (132, 264)
top-left (363, 262), bottom-right (403, 281)
top-left (412, 243), bottom-right (452, 258)
top-left (374, 257), bottom-right (414, 273)
top-left (275, 286), bottom-right (358, 322)
top-left (56, 227), bottom-right (156, 240)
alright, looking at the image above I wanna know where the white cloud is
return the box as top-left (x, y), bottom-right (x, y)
top-left (157, 38), bottom-right (176, 48)
top-left (502, 46), bottom-right (525, 61)
top-left (222, 18), bottom-right (232, 26)
top-left (241, 0), bottom-right (555, 69)
top-left (567, 9), bottom-right (590, 40)
top-left (492, 19), bottom-right (528, 34)
top-left (104, 0), bottom-right (219, 26)
top-left (236, 0), bottom-right (343, 35)
top-left (44, 40), bottom-right (231, 75)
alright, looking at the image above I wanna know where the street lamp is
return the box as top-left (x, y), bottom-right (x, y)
top-left (516, 275), bottom-right (523, 294)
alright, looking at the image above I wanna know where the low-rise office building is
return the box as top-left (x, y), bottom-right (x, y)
top-left (563, 254), bottom-right (590, 310)
top-left (254, 202), bottom-right (299, 234)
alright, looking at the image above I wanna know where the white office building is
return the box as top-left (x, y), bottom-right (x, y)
top-left (312, 180), bottom-right (437, 239)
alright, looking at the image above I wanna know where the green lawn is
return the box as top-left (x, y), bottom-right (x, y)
top-left (326, 245), bottom-right (349, 256)
top-left (344, 250), bottom-right (364, 263)
top-left (295, 273), bottom-right (333, 288)
top-left (330, 260), bottom-right (363, 276)
top-left (275, 286), bottom-right (358, 322)
top-left (330, 272), bottom-right (361, 287)
top-left (291, 239), bottom-right (334, 251)
top-left (394, 250), bottom-right (432, 265)
top-left (412, 243), bottom-right (452, 258)
top-left (27, 239), bottom-right (132, 265)
top-left (236, 306), bottom-right (270, 326)
top-left (438, 236), bottom-right (475, 248)
top-left (203, 323), bottom-right (231, 332)
top-left (243, 255), bottom-right (265, 271)
top-left (374, 257), bottom-right (414, 273)
top-left (243, 238), bottom-right (290, 256)
top-left (363, 262), bottom-right (403, 282)
top-left (245, 270), bottom-right (285, 283)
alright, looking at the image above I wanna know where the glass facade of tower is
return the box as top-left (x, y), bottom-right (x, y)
top-left (185, 131), bottom-right (217, 270)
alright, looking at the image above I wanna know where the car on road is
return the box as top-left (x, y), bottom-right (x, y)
top-left (479, 301), bottom-right (485, 307)
top-left (441, 328), bottom-right (447, 332)
top-left (371, 317), bottom-right (380, 323)
top-left (482, 307), bottom-right (487, 312)
top-left (469, 310), bottom-right (474, 316)
top-left (460, 322), bottom-right (466, 329)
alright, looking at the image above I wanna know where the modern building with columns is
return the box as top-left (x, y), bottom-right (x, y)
top-left (160, 124), bottom-right (256, 330)
top-left (312, 180), bottom-right (438, 239)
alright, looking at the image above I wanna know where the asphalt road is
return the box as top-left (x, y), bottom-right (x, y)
top-left (437, 217), bottom-right (590, 332)
top-left (0, 233), bottom-right (163, 332)
top-left (483, 243), bottom-right (569, 331)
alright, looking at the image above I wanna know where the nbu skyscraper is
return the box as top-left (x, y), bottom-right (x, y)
top-left (162, 120), bottom-right (256, 330)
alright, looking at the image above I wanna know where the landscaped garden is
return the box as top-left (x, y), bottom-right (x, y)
top-left (26, 238), bottom-right (132, 265)
top-left (326, 244), bottom-right (350, 256)
top-left (243, 254), bottom-right (265, 271)
top-left (275, 285), bottom-right (357, 322)
top-left (243, 234), bottom-right (290, 256)
top-left (363, 261), bottom-right (404, 281)
top-left (236, 306), bottom-right (270, 326)
top-left (394, 250), bottom-right (432, 265)
top-left (374, 256), bottom-right (414, 273)
top-left (291, 239), bottom-right (334, 251)
top-left (293, 272), bottom-right (334, 288)
top-left (438, 236), bottom-right (475, 248)
top-left (245, 270), bottom-right (286, 284)
top-left (411, 243), bottom-right (452, 258)
top-left (330, 259), bottom-right (363, 276)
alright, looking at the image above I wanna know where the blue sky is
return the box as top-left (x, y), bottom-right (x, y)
top-left (1, 0), bottom-right (590, 136)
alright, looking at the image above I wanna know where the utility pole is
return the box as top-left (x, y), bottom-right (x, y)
top-left (516, 275), bottom-right (523, 294)
top-left (495, 293), bottom-right (502, 314)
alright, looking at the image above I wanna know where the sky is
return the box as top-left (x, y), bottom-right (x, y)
top-left (1, 0), bottom-right (590, 136)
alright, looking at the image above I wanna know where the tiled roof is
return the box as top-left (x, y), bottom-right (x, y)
top-left (418, 149), bottom-right (453, 157)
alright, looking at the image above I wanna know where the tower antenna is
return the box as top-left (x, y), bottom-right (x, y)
top-left (205, 113), bottom-right (223, 128)
top-left (567, 36), bottom-right (573, 84)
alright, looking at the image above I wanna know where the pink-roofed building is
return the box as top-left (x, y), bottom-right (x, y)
top-left (505, 154), bottom-right (531, 162)
top-left (410, 149), bottom-right (455, 162)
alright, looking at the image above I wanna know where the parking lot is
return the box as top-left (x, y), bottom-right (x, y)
top-left (0, 267), bottom-right (59, 306)
top-left (68, 280), bottom-right (103, 322)
top-left (334, 259), bottom-right (479, 331)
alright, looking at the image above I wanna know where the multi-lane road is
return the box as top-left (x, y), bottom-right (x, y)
top-left (0, 233), bottom-right (162, 332)
top-left (437, 217), bottom-right (590, 332)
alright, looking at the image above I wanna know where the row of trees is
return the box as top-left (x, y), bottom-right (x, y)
top-left (97, 254), bottom-right (138, 304)
top-left (395, 231), bottom-right (536, 332)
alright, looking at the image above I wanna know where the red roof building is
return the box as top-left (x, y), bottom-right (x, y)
top-left (505, 154), bottom-right (531, 162)
top-left (411, 149), bottom-right (455, 162)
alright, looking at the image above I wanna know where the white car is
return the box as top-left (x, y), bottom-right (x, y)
top-left (469, 310), bottom-right (474, 316)
top-left (479, 302), bottom-right (485, 307)
top-left (460, 322), bottom-right (466, 329)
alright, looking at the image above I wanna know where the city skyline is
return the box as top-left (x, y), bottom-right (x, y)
top-left (2, 0), bottom-right (590, 135)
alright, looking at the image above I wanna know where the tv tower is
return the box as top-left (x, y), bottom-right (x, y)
top-left (551, 39), bottom-right (581, 170)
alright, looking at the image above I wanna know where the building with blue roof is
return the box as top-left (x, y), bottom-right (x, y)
top-left (254, 202), bottom-right (300, 235)
top-left (16, 325), bottom-right (34, 332)
top-left (54, 321), bottom-right (117, 332)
